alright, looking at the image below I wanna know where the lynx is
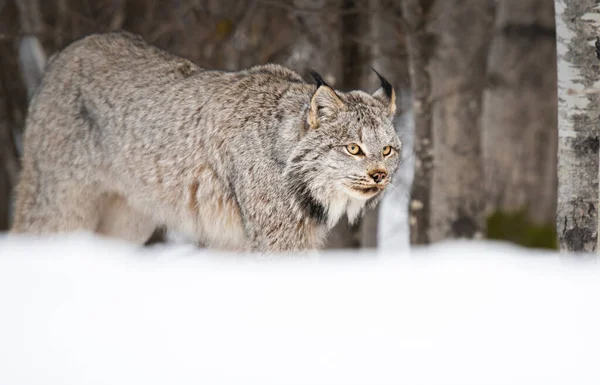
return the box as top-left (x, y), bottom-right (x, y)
top-left (12, 32), bottom-right (402, 252)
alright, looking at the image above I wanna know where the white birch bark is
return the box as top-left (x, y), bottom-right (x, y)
top-left (555, 0), bottom-right (600, 252)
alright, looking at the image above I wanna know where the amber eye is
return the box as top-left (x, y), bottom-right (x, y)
top-left (346, 143), bottom-right (363, 155)
top-left (382, 146), bottom-right (393, 156)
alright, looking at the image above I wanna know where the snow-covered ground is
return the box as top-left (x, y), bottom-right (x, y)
top-left (0, 233), bottom-right (599, 385)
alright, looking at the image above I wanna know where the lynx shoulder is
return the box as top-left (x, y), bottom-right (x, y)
top-left (12, 32), bottom-right (402, 252)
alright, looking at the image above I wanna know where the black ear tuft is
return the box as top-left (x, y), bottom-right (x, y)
top-left (372, 68), bottom-right (393, 100)
top-left (308, 69), bottom-right (329, 88)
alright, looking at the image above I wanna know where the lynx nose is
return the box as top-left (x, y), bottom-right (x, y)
top-left (369, 170), bottom-right (387, 183)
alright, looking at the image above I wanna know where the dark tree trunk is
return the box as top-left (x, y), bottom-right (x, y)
top-left (0, 78), bottom-right (17, 231)
top-left (427, 0), bottom-right (494, 242)
top-left (482, 0), bottom-right (558, 249)
top-left (402, 0), bottom-right (434, 245)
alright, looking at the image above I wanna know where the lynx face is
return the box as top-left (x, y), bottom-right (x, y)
top-left (307, 99), bottom-right (401, 203)
top-left (286, 75), bottom-right (401, 227)
top-left (327, 105), bottom-right (400, 201)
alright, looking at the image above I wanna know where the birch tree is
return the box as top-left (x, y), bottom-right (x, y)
top-left (555, 0), bottom-right (600, 252)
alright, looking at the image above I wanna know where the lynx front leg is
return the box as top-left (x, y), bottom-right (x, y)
top-left (237, 191), bottom-right (326, 252)
top-left (186, 165), bottom-right (247, 250)
top-left (244, 214), bottom-right (325, 252)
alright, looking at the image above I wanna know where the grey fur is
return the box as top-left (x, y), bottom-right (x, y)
top-left (12, 32), bottom-right (402, 252)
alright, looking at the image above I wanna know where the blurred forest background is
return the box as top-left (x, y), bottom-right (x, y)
top-left (0, 0), bottom-right (559, 249)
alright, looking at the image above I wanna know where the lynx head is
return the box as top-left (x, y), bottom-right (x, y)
top-left (286, 70), bottom-right (402, 229)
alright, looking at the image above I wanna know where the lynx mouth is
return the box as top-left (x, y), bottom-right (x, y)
top-left (347, 185), bottom-right (385, 198)
top-left (354, 186), bottom-right (381, 195)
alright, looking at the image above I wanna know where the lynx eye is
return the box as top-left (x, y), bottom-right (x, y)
top-left (346, 143), bottom-right (363, 156)
top-left (382, 145), bottom-right (393, 156)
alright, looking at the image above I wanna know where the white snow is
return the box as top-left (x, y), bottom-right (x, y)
top-left (1, 233), bottom-right (599, 385)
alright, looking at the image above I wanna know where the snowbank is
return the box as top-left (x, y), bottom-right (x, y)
top-left (0, 233), bottom-right (599, 385)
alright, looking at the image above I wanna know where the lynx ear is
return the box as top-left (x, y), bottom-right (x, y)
top-left (308, 70), bottom-right (346, 129)
top-left (372, 69), bottom-right (396, 116)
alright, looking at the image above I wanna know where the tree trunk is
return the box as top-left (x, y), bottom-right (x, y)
top-left (402, 0), bottom-right (434, 245)
top-left (555, 0), bottom-right (600, 252)
top-left (482, 0), bottom-right (558, 249)
top-left (427, 0), bottom-right (494, 242)
top-left (0, 76), bottom-right (19, 231)
top-left (404, 0), bottom-right (494, 243)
